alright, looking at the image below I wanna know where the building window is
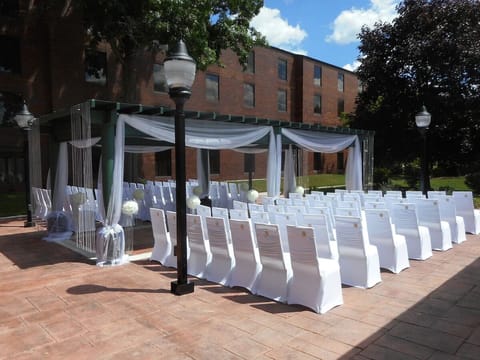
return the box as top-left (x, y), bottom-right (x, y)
top-left (277, 89), bottom-right (287, 112)
top-left (153, 63), bottom-right (168, 93)
top-left (278, 58), bottom-right (287, 80)
top-left (244, 153), bottom-right (255, 173)
top-left (0, 0), bottom-right (19, 17)
top-left (337, 152), bottom-right (344, 171)
top-left (209, 150), bottom-right (220, 175)
top-left (85, 50), bottom-right (107, 85)
top-left (358, 80), bottom-right (364, 93)
top-left (246, 51), bottom-right (255, 73)
top-left (206, 73), bottom-right (219, 102)
top-left (337, 72), bottom-right (344, 92)
top-left (243, 83), bottom-right (255, 108)
top-left (155, 150), bottom-right (172, 177)
top-left (314, 65), bottom-right (322, 87)
top-left (0, 92), bottom-right (21, 126)
top-left (314, 94), bottom-right (322, 114)
top-left (313, 153), bottom-right (323, 171)
top-left (0, 36), bottom-right (20, 74)
top-left (337, 98), bottom-right (344, 117)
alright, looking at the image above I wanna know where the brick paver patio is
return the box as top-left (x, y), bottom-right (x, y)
top-left (1, 217), bottom-right (480, 359)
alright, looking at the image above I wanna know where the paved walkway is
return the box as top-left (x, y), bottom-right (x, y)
top-left (1, 217), bottom-right (480, 359)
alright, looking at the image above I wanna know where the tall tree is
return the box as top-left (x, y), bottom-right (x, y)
top-left (353, 0), bottom-right (480, 173)
top-left (50, 0), bottom-right (266, 102)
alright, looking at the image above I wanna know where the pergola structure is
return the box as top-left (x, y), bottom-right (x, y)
top-left (38, 99), bottom-right (374, 264)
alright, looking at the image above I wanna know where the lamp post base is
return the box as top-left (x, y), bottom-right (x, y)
top-left (171, 281), bottom-right (195, 295)
top-left (24, 220), bottom-right (35, 228)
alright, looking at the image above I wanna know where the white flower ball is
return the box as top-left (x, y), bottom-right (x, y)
top-left (122, 200), bottom-right (139, 215)
top-left (186, 195), bottom-right (201, 209)
top-left (295, 186), bottom-right (305, 195)
top-left (239, 183), bottom-right (249, 192)
top-left (193, 186), bottom-right (203, 196)
top-left (247, 189), bottom-right (259, 202)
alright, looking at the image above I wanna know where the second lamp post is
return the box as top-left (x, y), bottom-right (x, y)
top-left (415, 105), bottom-right (432, 196)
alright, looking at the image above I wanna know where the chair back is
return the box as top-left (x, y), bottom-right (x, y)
top-left (233, 200), bottom-right (248, 210)
top-left (287, 225), bottom-right (318, 269)
top-left (254, 223), bottom-right (287, 262)
top-left (334, 215), bottom-right (367, 254)
top-left (250, 211), bottom-right (270, 225)
top-left (206, 216), bottom-right (230, 254)
top-left (229, 208), bottom-right (249, 220)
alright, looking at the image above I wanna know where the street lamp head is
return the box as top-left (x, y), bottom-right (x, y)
top-left (415, 105), bottom-right (431, 129)
top-left (164, 40), bottom-right (196, 96)
top-left (13, 100), bottom-right (35, 130)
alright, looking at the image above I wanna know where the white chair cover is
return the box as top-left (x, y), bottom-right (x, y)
top-left (412, 198), bottom-right (452, 251)
top-left (364, 209), bottom-right (410, 274)
top-left (301, 214), bottom-right (338, 260)
top-left (229, 219), bottom-right (261, 291)
top-left (436, 195), bottom-right (466, 244)
top-left (163, 211), bottom-right (179, 268)
top-left (233, 200), bottom-right (248, 210)
top-left (390, 203), bottom-right (432, 260)
top-left (334, 215), bottom-right (382, 288)
top-left (205, 216), bottom-right (235, 286)
top-left (271, 212), bottom-right (298, 253)
top-left (452, 191), bottom-right (480, 235)
top-left (253, 223), bottom-right (292, 302)
top-left (149, 208), bottom-right (171, 265)
top-left (250, 211), bottom-right (271, 225)
top-left (229, 208), bottom-right (249, 220)
top-left (286, 225), bottom-right (343, 313)
top-left (186, 214), bottom-right (212, 279)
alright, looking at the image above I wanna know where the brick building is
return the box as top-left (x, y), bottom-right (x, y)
top-left (0, 1), bottom-right (361, 195)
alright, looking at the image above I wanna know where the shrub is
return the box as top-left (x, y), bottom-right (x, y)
top-left (465, 172), bottom-right (480, 195)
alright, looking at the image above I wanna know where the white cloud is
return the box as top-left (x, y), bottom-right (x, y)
top-left (343, 60), bottom-right (362, 72)
top-left (251, 7), bottom-right (308, 54)
top-left (326, 0), bottom-right (399, 45)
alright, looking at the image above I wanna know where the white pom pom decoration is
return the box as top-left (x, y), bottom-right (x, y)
top-left (186, 195), bottom-right (201, 209)
top-left (247, 189), bottom-right (259, 202)
top-left (295, 186), bottom-right (305, 195)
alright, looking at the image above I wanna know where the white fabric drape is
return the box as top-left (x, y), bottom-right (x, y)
top-left (120, 114), bottom-right (280, 196)
top-left (283, 145), bottom-right (297, 197)
top-left (69, 137), bottom-right (101, 149)
top-left (124, 145), bottom-right (172, 153)
top-left (121, 114), bottom-right (272, 149)
top-left (52, 142), bottom-right (68, 212)
top-left (281, 128), bottom-right (363, 190)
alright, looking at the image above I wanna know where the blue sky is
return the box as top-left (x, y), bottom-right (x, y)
top-left (251, 0), bottom-right (400, 71)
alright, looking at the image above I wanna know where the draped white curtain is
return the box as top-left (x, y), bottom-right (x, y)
top-left (119, 114), bottom-right (279, 196)
top-left (283, 145), bottom-right (297, 197)
top-left (281, 128), bottom-right (363, 190)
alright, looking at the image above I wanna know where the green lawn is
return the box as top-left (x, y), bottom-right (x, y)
top-left (0, 193), bottom-right (27, 218)
top-left (1, 175), bottom-right (478, 217)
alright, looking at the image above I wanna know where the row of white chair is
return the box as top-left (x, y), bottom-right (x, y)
top-left (150, 207), bottom-right (343, 313)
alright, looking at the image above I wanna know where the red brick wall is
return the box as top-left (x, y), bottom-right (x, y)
top-left (1, 3), bottom-right (360, 186)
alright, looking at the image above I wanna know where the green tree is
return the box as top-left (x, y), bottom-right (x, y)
top-left (48, 0), bottom-right (266, 102)
top-left (353, 0), bottom-right (480, 174)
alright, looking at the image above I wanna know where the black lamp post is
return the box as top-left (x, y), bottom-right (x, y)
top-left (415, 105), bottom-right (432, 196)
top-left (164, 40), bottom-right (196, 295)
top-left (13, 100), bottom-right (36, 227)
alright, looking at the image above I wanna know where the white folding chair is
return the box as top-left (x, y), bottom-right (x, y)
top-left (229, 208), bottom-right (249, 220)
top-left (228, 182), bottom-right (241, 202)
top-left (452, 191), bottom-right (480, 234)
top-left (205, 216), bottom-right (235, 286)
top-left (436, 195), bottom-right (466, 244)
top-left (301, 213), bottom-right (338, 260)
top-left (164, 211), bottom-right (179, 268)
top-left (334, 215), bottom-right (382, 288)
top-left (253, 223), bottom-right (292, 302)
top-left (229, 219), bottom-right (261, 291)
top-left (390, 203), bottom-right (432, 260)
top-left (286, 225), bottom-right (343, 313)
top-left (412, 198), bottom-right (452, 251)
top-left (248, 203), bottom-right (265, 213)
top-left (233, 200), bottom-right (248, 210)
top-left (149, 208), bottom-right (171, 265)
top-left (250, 211), bottom-right (271, 225)
top-left (261, 196), bottom-right (277, 211)
top-left (271, 212), bottom-right (297, 253)
top-left (364, 209), bottom-right (410, 273)
top-left (186, 214), bottom-right (212, 279)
